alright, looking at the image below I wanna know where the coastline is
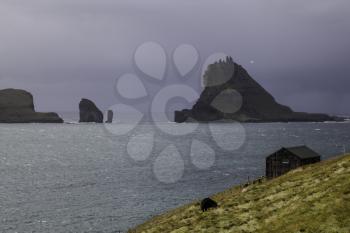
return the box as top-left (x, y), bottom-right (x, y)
top-left (129, 154), bottom-right (350, 233)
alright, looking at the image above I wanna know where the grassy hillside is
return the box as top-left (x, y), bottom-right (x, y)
top-left (129, 154), bottom-right (350, 233)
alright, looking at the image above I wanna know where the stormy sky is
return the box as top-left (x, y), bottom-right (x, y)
top-left (0, 0), bottom-right (349, 117)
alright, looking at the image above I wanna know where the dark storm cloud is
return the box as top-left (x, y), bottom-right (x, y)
top-left (0, 0), bottom-right (349, 116)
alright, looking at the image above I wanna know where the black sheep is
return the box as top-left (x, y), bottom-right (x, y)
top-left (200, 198), bottom-right (218, 212)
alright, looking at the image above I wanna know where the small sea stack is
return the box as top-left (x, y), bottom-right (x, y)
top-left (79, 98), bottom-right (103, 123)
top-left (105, 110), bottom-right (113, 123)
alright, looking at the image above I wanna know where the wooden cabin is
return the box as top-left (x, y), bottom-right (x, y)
top-left (266, 146), bottom-right (321, 179)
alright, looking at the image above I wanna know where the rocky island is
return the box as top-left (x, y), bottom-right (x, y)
top-left (0, 89), bottom-right (63, 123)
top-left (175, 57), bottom-right (339, 123)
top-left (79, 98), bottom-right (103, 123)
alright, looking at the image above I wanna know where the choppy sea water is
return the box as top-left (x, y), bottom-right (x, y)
top-left (0, 122), bottom-right (349, 232)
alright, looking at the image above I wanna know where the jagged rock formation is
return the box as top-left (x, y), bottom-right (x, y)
top-left (0, 89), bottom-right (63, 123)
top-left (175, 57), bottom-right (338, 123)
top-left (79, 98), bottom-right (103, 123)
top-left (105, 110), bottom-right (113, 123)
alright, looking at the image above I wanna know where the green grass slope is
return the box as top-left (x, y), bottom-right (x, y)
top-left (129, 154), bottom-right (350, 233)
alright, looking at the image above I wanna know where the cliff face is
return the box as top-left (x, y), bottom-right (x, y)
top-left (175, 57), bottom-right (337, 123)
top-left (0, 89), bottom-right (63, 123)
top-left (79, 98), bottom-right (103, 123)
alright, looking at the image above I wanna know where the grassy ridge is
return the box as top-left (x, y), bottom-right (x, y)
top-left (129, 154), bottom-right (350, 233)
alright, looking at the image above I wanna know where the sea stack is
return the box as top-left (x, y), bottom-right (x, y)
top-left (105, 110), bottom-right (113, 123)
top-left (0, 88), bottom-right (63, 123)
top-left (79, 98), bottom-right (103, 123)
top-left (175, 57), bottom-right (337, 123)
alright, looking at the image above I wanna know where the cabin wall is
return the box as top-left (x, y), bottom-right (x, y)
top-left (266, 149), bottom-right (321, 179)
top-left (266, 151), bottom-right (301, 179)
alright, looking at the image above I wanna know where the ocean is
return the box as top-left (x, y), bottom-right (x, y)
top-left (0, 122), bottom-right (349, 232)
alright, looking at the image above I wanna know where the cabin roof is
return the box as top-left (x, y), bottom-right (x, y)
top-left (268, 146), bottom-right (321, 160)
top-left (284, 146), bottom-right (321, 159)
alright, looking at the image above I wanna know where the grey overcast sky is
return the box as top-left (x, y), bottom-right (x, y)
top-left (0, 0), bottom-right (349, 116)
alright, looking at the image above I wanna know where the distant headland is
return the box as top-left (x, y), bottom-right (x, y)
top-left (0, 89), bottom-right (63, 123)
top-left (175, 57), bottom-right (342, 123)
